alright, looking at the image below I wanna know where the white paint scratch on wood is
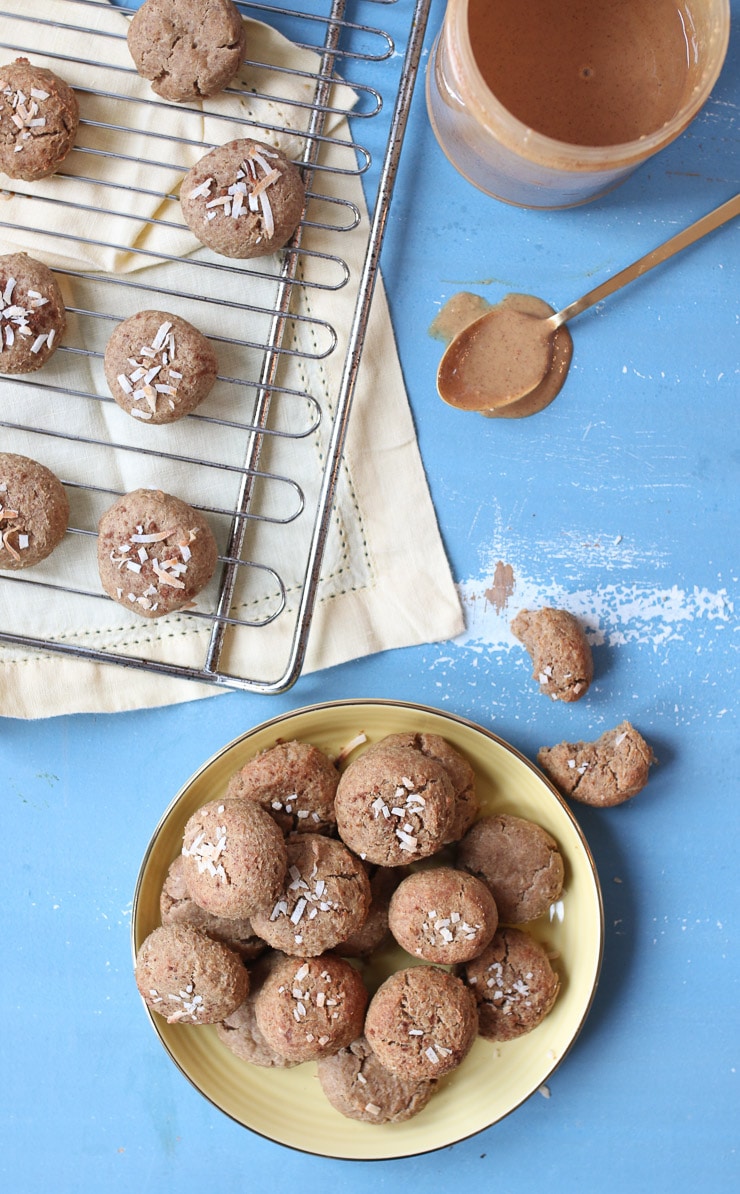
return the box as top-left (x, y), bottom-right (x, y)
top-left (454, 570), bottom-right (733, 651)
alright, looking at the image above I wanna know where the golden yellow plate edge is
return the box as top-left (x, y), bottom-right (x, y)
top-left (131, 698), bottom-right (605, 1161)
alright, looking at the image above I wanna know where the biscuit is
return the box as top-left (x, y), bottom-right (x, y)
top-left (460, 926), bottom-right (560, 1041)
top-left (457, 813), bottom-right (564, 923)
top-left (249, 833), bottom-right (371, 956)
top-left (226, 739), bottom-right (339, 836)
top-left (537, 721), bottom-right (654, 807)
top-left (0, 452), bottom-right (68, 570)
top-left (334, 743), bottom-right (455, 866)
top-left (104, 310), bottom-right (218, 424)
top-left (364, 965), bottom-right (478, 1080)
top-left (135, 923), bottom-right (248, 1024)
top-left (387, 866), bottom-right (498, 964)
top-left (365, 732), bottom-right (479, 843)
top-left (0, 253), bottom-right (65, 373)
top-left (511, 606), bottom-right (593, 702)
top-left (180, 138), bottom-right (305, 259)
top-left (181, 796), bottom-right (288, 920)
top-left (96, 487), bottom-right (218, 617)
top-left (254, 953), bottom-right (368, 1063)
top-left (0, 58), bottom-right (78, 181)
top-left (317, 1036), bottom-right (437, 1123)
top-left (159, 855), bottom-right (265, 961)
top-left (127, 0), bottom-right (246, 102)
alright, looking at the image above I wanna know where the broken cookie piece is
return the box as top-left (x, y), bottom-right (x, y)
top-left (537, 721), bottom-right (654, 807)
top-left (511, 606), bottom-right (593, 702)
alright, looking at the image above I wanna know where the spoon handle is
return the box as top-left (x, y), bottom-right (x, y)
top-left (549, 192), bottom-right (740, 330)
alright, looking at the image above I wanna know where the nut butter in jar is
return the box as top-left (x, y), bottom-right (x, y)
top-left (426, 0), bottom-right (730, 208)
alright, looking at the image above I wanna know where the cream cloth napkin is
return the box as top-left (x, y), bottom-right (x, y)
top-left (0, 0), bottom-right (463, 717)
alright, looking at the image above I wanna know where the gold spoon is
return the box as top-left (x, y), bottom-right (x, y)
top-left (437, 192), bottom-right (740, 412)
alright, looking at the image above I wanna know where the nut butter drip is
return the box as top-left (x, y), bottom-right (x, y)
top-left (468, 0), bottom-right (692, 147)
top-left (433, 292), bottom-right (573, 418)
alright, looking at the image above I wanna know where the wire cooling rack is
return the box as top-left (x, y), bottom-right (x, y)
top-left (0, 0), bottom-right (432, 694)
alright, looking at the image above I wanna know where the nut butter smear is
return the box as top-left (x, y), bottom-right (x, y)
top-left (436, 193), bottom-right (740, 416)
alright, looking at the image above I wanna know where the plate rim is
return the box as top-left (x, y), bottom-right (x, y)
top-left (131, 697), bottom-right (605, 1160)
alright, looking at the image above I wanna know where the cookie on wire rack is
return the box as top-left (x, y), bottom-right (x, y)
top-left (180, 138), bottom-right (305, 259)
top-left (127, 0), bottom-right (247, 102)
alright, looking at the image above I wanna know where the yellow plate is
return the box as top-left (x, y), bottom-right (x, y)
top-left (132, 699), bottom-right (603, 1159)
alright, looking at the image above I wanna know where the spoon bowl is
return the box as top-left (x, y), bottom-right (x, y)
top-left (437, 192), bottom-right (740, 413)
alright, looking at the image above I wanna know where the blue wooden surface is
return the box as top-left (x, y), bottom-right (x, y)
top-left (2, 1), bottom-right (739, 1190)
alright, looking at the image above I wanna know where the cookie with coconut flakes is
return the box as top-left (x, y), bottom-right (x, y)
top-left (364, 965), bottom-right (478, 1081)
top-left (0, 253), bottom-right (65, 373)
top-left (364, 732), bottom-right (479, 844)
top-left (0, 453), bottom-right (68, 570)
top-left (253, 953), bottom-right (368, 1063)
top-left (180, 138), bottom-right (305, 259)
top-left (225, 739), bottom-right (339, 836)
top-left (249, 833), bottom-right (371, 957)
top-left (135, 923), bottom-right (248, 1025)
top-left (181, 796), bottom-right (287, 920)
top-left (387, 866), bottom-right (498, 964)
top-left (96, 488), bottom-right (218, 618)
top-left (460, 926), bottom-right (560, 1042)
top-left (334, 743), bottom-right (455, 867)
top-left (0, 58), bottom-right (78, 181)
top-left (104, 310), bottom-right (218, 424)
top-left (127, 0), bottom-right (246, 102)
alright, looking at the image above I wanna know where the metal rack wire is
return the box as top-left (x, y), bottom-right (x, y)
top-left (0, 0), bottom-right (432, 693)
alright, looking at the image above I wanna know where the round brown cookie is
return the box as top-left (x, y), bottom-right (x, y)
top-left (0, 58), bottom-right (78, 181)
top-left (334, 743), bottom-right (455, 866)
top-left (216, 953), bottom-right (298, 1068)
top-left (387, 866), bottom-right (498, 964)
top-left (253, 953), bottom-right (368, 1063)
top-left (180, 138), bottom-right (305, 259)
top-left (97, 488), bottom-right (218, 618)
top-left (460, 926), bottom-right (560, 1041)
top-left (456, 813), bottom-right (564, 923)
top-left (0, 253), bottom-right (66, 373)
top-left (181, 796), bottom-right (287, 920)
top-left (317, 1036), bottom-right (438, 1124)
top-left (537, 721), bottom-right (654, 807)
top-left (0, 453), bottom-right (68, 570)
top-left (226, 739), bottom-right (339, 836)
top-left (159, 854), bottom-right (265, 962)
top-left (365, 732), bottom-right (479, 843)
top-left (127, 0), bottom-right (246, 102)
top-left (104, 310), bottom-right (218, 424)
top-left (335, 865), bottom-right (402, 958)
top-left (250, 833), bottom-right (371, 957)
top-left (135, 923), bottom-right (248, 1024)
top-left (511, 606), bottom-right (593, 702)
top-left (364, 965), bottom-right (478, 1080)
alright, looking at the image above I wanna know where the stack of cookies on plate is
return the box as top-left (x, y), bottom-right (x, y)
top-left (135, 733), bottom-right (565, 1124)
